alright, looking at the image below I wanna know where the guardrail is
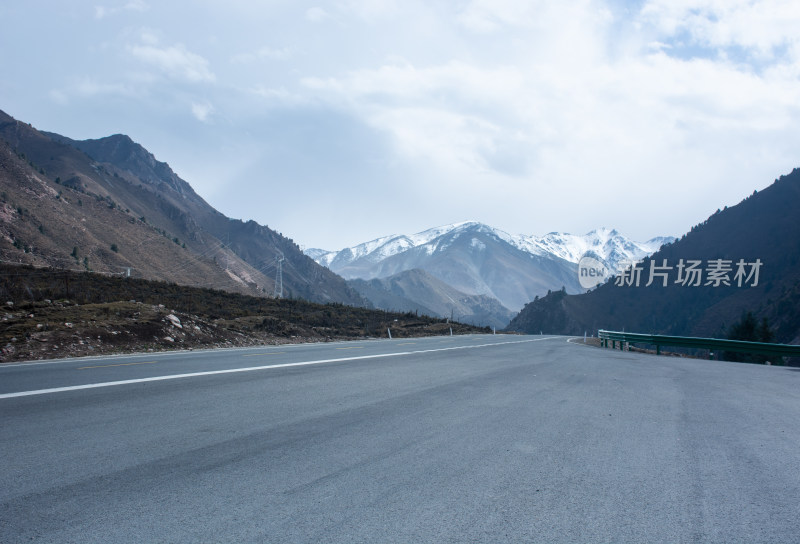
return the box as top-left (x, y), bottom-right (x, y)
top-left (598, 330), bottom-right (800, 359)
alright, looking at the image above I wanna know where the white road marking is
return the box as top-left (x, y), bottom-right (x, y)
top-left (0, 339), bottom-right (376, 369)
top-left (0, 337), bottom-right (559, 399)
top-left (79, 361), bottom-right (158, 370)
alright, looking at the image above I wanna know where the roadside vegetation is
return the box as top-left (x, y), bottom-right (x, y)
top-left (0, 263), bottom-right (489, 362)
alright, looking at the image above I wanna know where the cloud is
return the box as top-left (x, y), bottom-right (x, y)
top-left (456, 0), bottom-right (540, 33)
top-left (247, 85), bottom-right (309, 108)
top-left (191, 101), bottom-right (214, 122)
top-left (10, 0), bottom-right (800, 248)
top-left (303, 60), bottom-right (532, 174)
top-left (287, 0), bottom-right (800, 246)
top-left (231, 46), bottom-right (291, 64)
top-left (639, 0), bottom-right (800, 61)
top-left (49, 77), bottom-right (139, 104)
top-left (129, 38), bottom-right (215, 83)
top-left (74, 79), bottom-right (136, 97)
top-left (94, 0), bottom-right (148, 20)
top-left (305, 7), bottom-right (329, 22)
top-left (457, 0), bottom-right (612, 36)
top-left (339, 0), bottom-right (400, 21)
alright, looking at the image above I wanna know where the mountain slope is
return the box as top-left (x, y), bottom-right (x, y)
top-left (0, 134), bottom-right (244, 292)
top-left (507, 168), bottom-right (800, 345)
top-left (309, 221), bottom-right (671, 312)
top-left (0, 109), bottom-right (365, 305)
top-left (348, 268), bottom-right (515, 329)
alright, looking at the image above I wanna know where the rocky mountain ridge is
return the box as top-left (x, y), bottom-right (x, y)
top-left (309, 221), bottom-right (672, 312)
top-left (507, 168), bottom-right (800, 345)
top-left (0, 108), bottom-right (365, 306)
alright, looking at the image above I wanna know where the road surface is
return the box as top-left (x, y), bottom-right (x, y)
top-left (2, 335), bottom-right (799, 542)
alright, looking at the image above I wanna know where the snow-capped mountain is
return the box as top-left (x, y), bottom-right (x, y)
top-left (512, 228), bottom-right (672, 269)
top-left (307, 221), bottom-right (674, 313)
top-left (311, 221), bottom-right (482, 270)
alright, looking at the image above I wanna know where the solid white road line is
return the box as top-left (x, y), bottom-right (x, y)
top-left (0, 337), bottom-right (559, 399)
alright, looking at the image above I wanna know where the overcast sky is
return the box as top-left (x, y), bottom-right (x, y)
top-left (1, 1), bottom-right (799, 250)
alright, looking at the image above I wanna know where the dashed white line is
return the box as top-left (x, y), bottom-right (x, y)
top-left (0, 337), bottom-right (559, 399)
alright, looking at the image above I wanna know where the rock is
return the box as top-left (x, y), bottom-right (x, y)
top-left (166, 314), bottom-right (182, 329)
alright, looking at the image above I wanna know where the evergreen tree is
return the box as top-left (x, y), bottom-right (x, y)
top-left (725, 312), bottom-right (778, 364)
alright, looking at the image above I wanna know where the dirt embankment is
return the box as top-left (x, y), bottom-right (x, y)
top-left (0, 299), bottom-right (482, 363)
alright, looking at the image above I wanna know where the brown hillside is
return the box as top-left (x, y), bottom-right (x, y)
top-left (0, 109), bottom-right (365, 305)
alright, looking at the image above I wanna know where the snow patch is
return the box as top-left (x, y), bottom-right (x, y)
top-left (470, 238), bottom-right (486, 251)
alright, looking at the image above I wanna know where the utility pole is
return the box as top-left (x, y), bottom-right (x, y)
top-left (224, 235), bottom-right (230, 271)
top-left (274, 251), bottom-right (284, 298)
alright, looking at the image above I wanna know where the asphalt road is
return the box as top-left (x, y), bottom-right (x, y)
top-left (1, 334), bottom-right (799, 543)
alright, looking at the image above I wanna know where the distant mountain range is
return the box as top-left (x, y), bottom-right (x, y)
top-left (0, 106), bottom-right (680, 330)
top-left (307, 222), bottom-right (672, 320)
top-left (0, 109), bottom-right (365, 305)
top-left (507, 169), bottom-right (800, 345)
top-left (348, 268), bottom-right (516, 329)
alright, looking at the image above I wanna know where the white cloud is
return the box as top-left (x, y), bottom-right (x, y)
top-left (95, 0), bottom-right (148, 20)
top-left (49, 77), bottom-right (139, 104)
top-left (303, 60), bottom-right (533, 173)
top-left (288, 0), bottom-right (800, 246)
top-left (640, 0), bottom-right (800, 60)
top-left (457, 0), bottom-right (612, 36)
top-left (248, 86), bottom-right (309, 108)
top-left (339, 0), bottom-right (399, 21)
top-left (456, 0), bottom-right (541, 33)
top-left (129, 38), bottom-right (215, 83)
top-left (305, 7), bottom-right (329, 22)
top-left (305, 61), bottom-right (524, 103)
top-left (191, 101), bottom-right (214, 122)
top-left (9, 0), bottom-right (800, 248)
top-left (231, 46), bottom-right (291, 64)
top-left (74, 78), bottom-right (136, 97)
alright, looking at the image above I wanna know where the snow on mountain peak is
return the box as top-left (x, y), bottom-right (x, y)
top-left (305, 222), bottom-right (674, 276)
